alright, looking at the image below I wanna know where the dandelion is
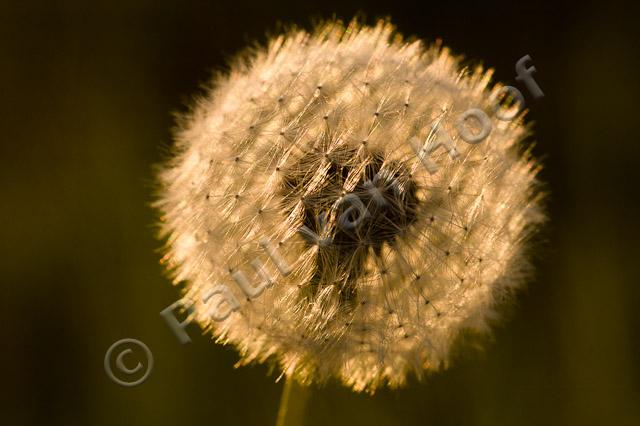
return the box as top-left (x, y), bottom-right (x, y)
top-left (155, 19), bottom-right (544, 393)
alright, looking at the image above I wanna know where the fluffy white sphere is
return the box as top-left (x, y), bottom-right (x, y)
top-left (156, 20), bottom-right (544, 392)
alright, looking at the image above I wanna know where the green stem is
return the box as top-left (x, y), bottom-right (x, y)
top-left (276, 378), bottom-right (311, 426)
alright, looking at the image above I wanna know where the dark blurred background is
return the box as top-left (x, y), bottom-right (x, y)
top-left (1, 0), bottom-right (639, 425)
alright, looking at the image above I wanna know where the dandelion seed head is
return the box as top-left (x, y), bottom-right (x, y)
top-left (155, 19), bottom-right (544, 393)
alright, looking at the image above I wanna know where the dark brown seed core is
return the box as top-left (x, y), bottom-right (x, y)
top-left (281, 147), bottom-right (419, 302)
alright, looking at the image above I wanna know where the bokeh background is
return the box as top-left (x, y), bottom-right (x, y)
top-left (2, 0), bottom-right (639, 425)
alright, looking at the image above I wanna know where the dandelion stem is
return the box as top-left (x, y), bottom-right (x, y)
top-left (276, 378), bottom-right (310, 426)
